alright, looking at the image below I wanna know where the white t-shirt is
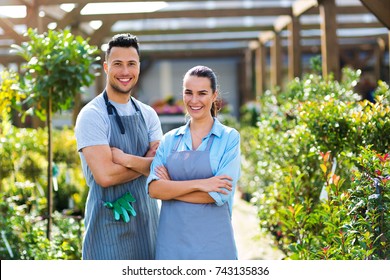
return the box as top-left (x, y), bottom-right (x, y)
top-left (75, 93), bottom-right (162, 152)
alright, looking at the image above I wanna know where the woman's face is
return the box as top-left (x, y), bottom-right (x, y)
top-left (183, 75), bottom-right (217, 120)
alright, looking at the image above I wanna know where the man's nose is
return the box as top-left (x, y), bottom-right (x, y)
top-left (121, 65), bottom-right (131, 74)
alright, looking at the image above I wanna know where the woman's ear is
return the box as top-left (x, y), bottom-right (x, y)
top-left (213, 91), bottom-right (219, 102)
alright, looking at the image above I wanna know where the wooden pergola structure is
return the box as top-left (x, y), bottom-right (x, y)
top-left (0, 0), bottom-right (389, 105)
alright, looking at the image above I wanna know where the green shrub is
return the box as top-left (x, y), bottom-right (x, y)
top-left (0, 124), bottom-right (86, 259)
top-left (240, 69), bottom-right (390, 259)
top-left (0, 181), bottom-right (83, 259)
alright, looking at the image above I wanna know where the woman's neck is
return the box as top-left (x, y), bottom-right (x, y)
top-left (189, 116), bottom-right (214, 149)
top-left (190, 116), bottom-right (213, 132)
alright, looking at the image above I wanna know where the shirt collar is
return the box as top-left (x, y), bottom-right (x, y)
top-left (175, 117), bottom-right (223, 138)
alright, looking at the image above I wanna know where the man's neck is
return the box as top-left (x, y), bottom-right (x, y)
top-left (106, 88), bottom-right (131, 104)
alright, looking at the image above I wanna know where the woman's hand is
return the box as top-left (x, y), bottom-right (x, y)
top-left (196, 175), bottom-right (233, 194)
top-left (145, 141), bottom-right (159, 157)
top-left (155, 165), bottom-right (171, 180)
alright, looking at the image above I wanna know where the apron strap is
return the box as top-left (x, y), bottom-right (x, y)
top-left (205, 134), bottom-right (215, 151)
top-left (172, 134), bottom-right (183, 152)
top-left (172, 133), bottom-right (215, 152)
top-left (103, 90), bottom-right (126, 134)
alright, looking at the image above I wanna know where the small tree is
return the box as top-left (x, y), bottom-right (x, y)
top-left (11, 28), bottom-right (100, 239)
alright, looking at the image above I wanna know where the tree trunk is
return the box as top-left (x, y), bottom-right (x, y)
top-left (46, 94), bottom-right (53, 240)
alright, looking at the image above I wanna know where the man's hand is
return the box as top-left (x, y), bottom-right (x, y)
top-left (110, 141), bottom-right (159, 176)
top-left (111, 147), bottom-right (126, 166)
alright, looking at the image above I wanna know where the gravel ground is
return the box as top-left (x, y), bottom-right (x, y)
top-left (232, 191), bottom-right (286, 260)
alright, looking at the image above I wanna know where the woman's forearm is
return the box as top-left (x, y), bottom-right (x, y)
top-left (174, 191), bottom-right (215, 204)
top-left (148, 179), bottom-right (201, 200)
top-left (148, 175), bottom-right (232, 200)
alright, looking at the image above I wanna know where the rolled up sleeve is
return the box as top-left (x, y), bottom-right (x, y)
top-left (209, 131), bottom-right (241, 207)
top-left (146, 138), bottom-right (167, 193)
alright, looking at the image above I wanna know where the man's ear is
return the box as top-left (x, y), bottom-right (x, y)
top-left (103, 61), bottom-right (108, 74)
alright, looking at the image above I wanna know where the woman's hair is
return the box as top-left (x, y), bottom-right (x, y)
top-left (184, 65), bottom-right (220, 117)
top-left (105, 33), bottom-right (140, 61)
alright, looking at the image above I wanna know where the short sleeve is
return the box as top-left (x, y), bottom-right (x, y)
top-left (138, 101), bottom-right (163, 143)
top-left (75, 105), bottom-right (110, 151)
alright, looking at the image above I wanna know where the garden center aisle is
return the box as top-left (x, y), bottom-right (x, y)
top-left (232, 190), bottom-right (285, 260)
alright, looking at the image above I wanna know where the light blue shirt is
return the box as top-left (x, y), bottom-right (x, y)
top-left (147, 118), bottom-right (241, 215)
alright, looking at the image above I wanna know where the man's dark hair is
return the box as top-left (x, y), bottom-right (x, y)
top-left (105, 33), bottom-right (140, 61)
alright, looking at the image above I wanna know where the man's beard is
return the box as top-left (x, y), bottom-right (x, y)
top-left (110, 81), bottom-right (133, 95)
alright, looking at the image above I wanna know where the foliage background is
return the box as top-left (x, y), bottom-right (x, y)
top-left (1, 58), bottom-right (389, 259)
top-left (239, 68), bottom-right (389, 259)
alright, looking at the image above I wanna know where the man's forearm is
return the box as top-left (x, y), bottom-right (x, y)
top-left (98, 163), bottom-right (142, 187)
top-left (116, 154), bottom-right (153, 176)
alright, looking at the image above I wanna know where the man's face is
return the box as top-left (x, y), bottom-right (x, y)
top-left (104, 46), bottom-right (140, 95)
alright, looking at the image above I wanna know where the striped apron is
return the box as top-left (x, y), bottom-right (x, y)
top-left (82, 92), bottom-right (159, 260)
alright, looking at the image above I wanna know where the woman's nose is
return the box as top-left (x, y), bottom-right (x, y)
top-left (190, 94), bottom-right (199, 102)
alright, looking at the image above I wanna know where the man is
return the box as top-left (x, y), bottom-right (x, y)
top-left (75, 34), bottom-right (162, 260)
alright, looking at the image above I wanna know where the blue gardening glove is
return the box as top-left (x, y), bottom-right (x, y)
top-left (104, 192), bottom-right (136, 223)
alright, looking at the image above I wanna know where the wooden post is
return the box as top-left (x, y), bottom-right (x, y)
top-left (288, 16), bottom-right (301, 80)
top-left (375, 37), bottom-right (385, 82)
top-left (319, 0), bottom-right (340, 80)
top-left (271, 32), bottom-right (282, 89)
top-left (255, 42), bottom-right (267, 96)
top-left (243, 48), bottom-right (254, 103)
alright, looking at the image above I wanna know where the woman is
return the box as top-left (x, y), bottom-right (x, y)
top-left (147, 65), bottom-right (241, 260)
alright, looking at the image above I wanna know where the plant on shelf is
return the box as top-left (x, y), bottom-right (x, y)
top-left (152, 95), bottom-right (184, 115)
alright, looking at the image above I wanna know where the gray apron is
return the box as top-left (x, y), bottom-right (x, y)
top-left (156, 134), bottom-right (237, 260)
top-left (82, 92), bottom-right (159, 260)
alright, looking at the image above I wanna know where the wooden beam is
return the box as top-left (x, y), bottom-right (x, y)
top-left (259, 31), bottom-right (275, 44)
top-left (36, 0), bottom-right (206, 4)
top-left (0, 18), bottom-right (23, 44)
top-left (274, 15), bottom-right (292, 33)
top-left (89, 19), bottom-right (115, 46)
top-left (119, 25), bottom-right (275, 37)
top-left (319, 0), bottom-right (340, 80)
top-left (293, 0), bottom-right (318, 17)
top-left (80, 7), bottom-right (292, 22)
top-left (56, 3), bottom-right (85, 29)
top-left (138, 34), bottom-right (260, 45)
top-left (25, 1), bottom-right (43, 32)
top-left (360, 0), bottom-right (390, 29)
